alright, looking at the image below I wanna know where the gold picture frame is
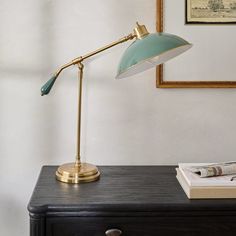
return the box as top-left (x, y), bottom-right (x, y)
top-left (156, 0), bottom-right (236, 88)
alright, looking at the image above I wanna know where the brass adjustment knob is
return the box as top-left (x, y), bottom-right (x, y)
top-left (105, 229), bottom-right (122, 236)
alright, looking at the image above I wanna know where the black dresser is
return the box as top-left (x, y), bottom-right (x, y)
top-left (28, 166), bottom-right (236, 236)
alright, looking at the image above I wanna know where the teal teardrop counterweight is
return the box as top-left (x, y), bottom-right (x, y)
top-left (116, 32), bottom-right (192, 79)
top-left (41, 76), bottom-right (57, 96)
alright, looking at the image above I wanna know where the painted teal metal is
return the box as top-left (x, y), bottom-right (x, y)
top-left (41, 76), bottom-right (57, 96)
top-left (116, 33), bottom-right (191, 79)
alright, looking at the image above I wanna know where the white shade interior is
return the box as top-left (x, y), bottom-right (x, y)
top-left (116, 44), bottom-right (192, 79)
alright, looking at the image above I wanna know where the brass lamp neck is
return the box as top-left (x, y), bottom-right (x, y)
top-left (134, 22), bottom-right (149, 39)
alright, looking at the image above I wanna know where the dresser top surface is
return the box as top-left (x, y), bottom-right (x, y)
top-left (28, 166), bottom-right (236, 214)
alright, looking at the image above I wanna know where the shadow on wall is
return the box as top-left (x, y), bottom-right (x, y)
top-left (0, 0), bottom-right (60, 164)
top-left (0, 1), bottom-right (61, 236)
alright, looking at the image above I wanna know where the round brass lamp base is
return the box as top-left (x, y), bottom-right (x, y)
top-left (56, 162), bottom-right (100, 184)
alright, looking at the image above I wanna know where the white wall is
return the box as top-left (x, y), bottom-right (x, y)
top-left (164, 0), bottom-right (236, 82)
top-left (1, 1), bottom-right (236, 236)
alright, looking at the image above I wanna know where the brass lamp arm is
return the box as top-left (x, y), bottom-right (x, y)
top-left (41, 33), bottom-right (136, 96)
top-left (74, 33), bottom-right (135, 62)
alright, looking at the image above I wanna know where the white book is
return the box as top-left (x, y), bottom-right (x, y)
top-left (176, 168), bottom-right (236, 199)
top-left (178, 163), bottom-right (236, 187)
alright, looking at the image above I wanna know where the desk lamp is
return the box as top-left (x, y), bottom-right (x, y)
top-left (41, 23), bottom-right (192, 184)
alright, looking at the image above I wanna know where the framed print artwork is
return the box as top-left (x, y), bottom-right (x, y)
top-left (186, 0), bottom-right (236, 24)
top-left (156, 0), bottom-right (236, 88)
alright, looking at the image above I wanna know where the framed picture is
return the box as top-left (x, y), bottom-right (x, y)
top-left (156, 0), bottom-right (236, 88)
top-left (186, 0), bottom-right (236, 24)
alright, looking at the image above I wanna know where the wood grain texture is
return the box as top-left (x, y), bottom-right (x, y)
top-left (28, 166), bottom-right (236, 216)
top-left (28, 166), bottom-right (236, 236)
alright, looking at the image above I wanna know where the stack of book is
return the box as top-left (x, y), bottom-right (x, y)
top-left (176, 163), bottom-right (236, 199)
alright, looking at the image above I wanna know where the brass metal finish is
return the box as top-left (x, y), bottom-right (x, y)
top-left (156, 0), bottom-right (236, 88)
top-left (76, 33), bottom-right (136, 61)
top-left (134, 22), bottom-right (149, 39)
top-left (51, 33), bottom-right (136, 83)
top-left (53, 26), bottom-right (139, 184)
top-left (56, 61), bottom-right (100, 184)
top-left (75, 62), bottom-right (84, 168)
top-left (56, 163), bottom-right (100, 183)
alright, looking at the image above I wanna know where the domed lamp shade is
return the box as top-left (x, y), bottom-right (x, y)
top-left (116, 32), bottom-right (192, 79)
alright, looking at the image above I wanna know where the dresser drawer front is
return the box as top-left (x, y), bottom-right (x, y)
top-left (46, 216), bottom-right (236, 236)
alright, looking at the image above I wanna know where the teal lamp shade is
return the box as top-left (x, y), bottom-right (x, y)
top-left (116, 33), bottom-right (192, 79)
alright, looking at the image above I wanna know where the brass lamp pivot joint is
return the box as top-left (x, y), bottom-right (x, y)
top-left (133, 22), bottom-right (149, 39)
